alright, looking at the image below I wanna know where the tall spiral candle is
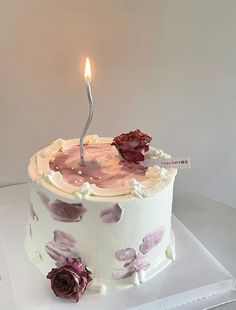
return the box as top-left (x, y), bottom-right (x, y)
top-left (80, 58), bottom-right (94, 166)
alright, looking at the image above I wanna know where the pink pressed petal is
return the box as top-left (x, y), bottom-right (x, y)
top-left (37, 192), bottom-right (50, 207)
top-left (100, 203), bottom-right (123, 223)
top-left (54, 230), bottom-right (77, 250)
top-left (115, 248), bottom-right (136, 261)
top-left (49, 200), bottom-right (87, 222)
top-left (139, 227), bottom-right (165, 254)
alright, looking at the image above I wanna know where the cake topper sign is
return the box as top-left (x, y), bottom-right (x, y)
top-left (144, 156), bottom-right (191, 169)
top-left (80, 58), bottom-right (94, 166)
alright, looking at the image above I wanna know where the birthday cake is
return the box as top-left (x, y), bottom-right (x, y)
top-left (26, 130), bottom-right (177, 302)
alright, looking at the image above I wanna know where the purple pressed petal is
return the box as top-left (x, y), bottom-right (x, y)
top-left (29, 223), bottom-right (32, 239)
top-left (100, 207), bottom-right (112, 222)
top-left (139, 227), bottom-right (165, 254)
top-left (128, 254), bottom-right (150, 271)
top-left (29, 203), bottom-right (39, 221)
top-left (45, 231), bottom-right (79, 267)
top-left (112, 268), bottom-right (135, 279)
top-left (45, 241), bottom-right (67, 261)
top-left (100, 211), bottom-right (114, 223)
top-left (100, 204), bottom-right (123, 224)
top-left (37, 192), bottom-right (50, 208)
top-left (53, 230), bottom-right (77, 250)
top-left (115, 248), bottom-right (136, 261)
top-left (143, 227), bottom-right (165, 243)
top-left (49, 200), bottom-right (87, 222)
top-left (113, 204), bottom-right (123, 221)
top-left (123, 258), bottom-right (136, 267)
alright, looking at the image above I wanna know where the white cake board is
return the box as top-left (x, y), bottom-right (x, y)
top-left (0, 199), bottom-right (235, 310)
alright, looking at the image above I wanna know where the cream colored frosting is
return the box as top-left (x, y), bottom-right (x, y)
top-left (28, 135), bottom-right (177, 201)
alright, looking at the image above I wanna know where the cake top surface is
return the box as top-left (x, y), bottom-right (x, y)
top-left (28, 134), bottom-right (177, 201)
top-left (50, 143), bottom-right (147, 189)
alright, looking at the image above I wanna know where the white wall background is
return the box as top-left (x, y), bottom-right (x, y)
top-left (0, 0), bottom-right (236, 207)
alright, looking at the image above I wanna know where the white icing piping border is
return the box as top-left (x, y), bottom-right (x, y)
top-left (28, 135), bottom-right (177, 201)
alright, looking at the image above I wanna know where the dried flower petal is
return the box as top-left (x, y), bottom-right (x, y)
top-left (100, 204), bottom-right (123, 223)
top-left (139, 227), bottom-right (165, 254)
top-left (115, 248), bottom-right (136, 261)
top-left (37, 192), bottom-right (87, 222)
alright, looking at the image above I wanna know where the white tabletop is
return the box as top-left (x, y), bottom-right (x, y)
top-left (0, 184), bottom-right (236, 309)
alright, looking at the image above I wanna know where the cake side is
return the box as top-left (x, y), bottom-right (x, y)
top-left (25, 179), bottom-right (175, 292)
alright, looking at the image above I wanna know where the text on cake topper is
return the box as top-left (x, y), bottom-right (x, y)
top-left (145, 156), bottom-right (191, 169)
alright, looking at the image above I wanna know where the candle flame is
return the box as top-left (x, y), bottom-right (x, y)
top-left (85, 57), bottom-right (91, 82)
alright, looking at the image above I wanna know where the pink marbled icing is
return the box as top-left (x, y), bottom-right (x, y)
top-left (50, 143), bottom-right (147, 188)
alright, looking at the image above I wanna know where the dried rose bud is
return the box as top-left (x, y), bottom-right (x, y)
top-left (47, 258), bottom-right (92, 302)
top-left (112, 129), bottom-right (152, 163)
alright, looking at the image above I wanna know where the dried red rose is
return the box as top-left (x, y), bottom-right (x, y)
top-left (47, 258), bottom-right (92, 302)
top-left (112, 129), bottom-right (152, 163)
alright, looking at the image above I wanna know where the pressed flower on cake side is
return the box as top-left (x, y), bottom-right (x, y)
top-left (47, 257), bottom-right (92, 302)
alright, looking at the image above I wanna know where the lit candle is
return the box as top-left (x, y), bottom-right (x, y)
top-left (80, 57), bottom-right (94, 166)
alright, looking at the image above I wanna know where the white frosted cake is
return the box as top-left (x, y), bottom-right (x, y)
top-left (26, 130), bottom-right (177, 301)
